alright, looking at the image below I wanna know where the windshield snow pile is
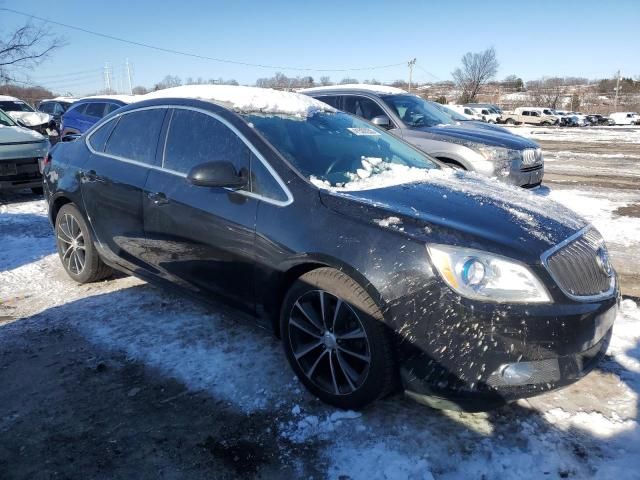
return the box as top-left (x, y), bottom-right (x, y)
top-left (311, 158), bottom-right (434, 191)
top-left (142, 85), bottom-right (335, 117)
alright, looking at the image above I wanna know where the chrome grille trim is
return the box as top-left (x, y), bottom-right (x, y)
top-left (541, 226), bottom-right (616, 302)
top-left (521, 148), bottom-right (543, 167)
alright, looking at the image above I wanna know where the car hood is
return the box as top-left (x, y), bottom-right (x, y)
top-left (7, 111), bottom-right (52, 126)
top-left (0, 125), bottom-right (47, 143)
top-left (319, 171), bottom-right (586, 264)
top-left (457, 120), bottom-right (512, 135)
top-left (408, 124), bottom-right (538, 149)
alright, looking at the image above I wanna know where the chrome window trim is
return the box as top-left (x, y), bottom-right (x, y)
top-left (540, 226), bottom-right (616, 302)
top-left (85, 104), bottom-right (293, 207)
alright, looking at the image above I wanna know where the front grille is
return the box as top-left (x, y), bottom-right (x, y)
top-left (521, 148), bottom-right (543, 168)
top-left (544, 229), bottom-right (614, 299)
top-left (0, 158), bottom-right (40, 182)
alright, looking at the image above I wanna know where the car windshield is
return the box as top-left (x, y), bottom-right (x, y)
top-left (431, 102), bottom-right (469, 121)
top-left (0, 109), bottom-right (17, 126)
top-left (380, 94), bottom-right (454, 128)
top-left (0, 100), bottom-right (35, 113)
top-left (245, 111), bottom-right (439, 187)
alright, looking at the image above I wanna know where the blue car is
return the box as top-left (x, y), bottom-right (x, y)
top-left (60, 96), bottom-right (133, 136)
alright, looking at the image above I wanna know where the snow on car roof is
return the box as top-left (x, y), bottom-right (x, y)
top-left (41, 97), bottom-right (78, 103)
top-left (141, 85), bottom-right (336, 117)
top-left (299, 84), bottom-right (408, 95)
top-left (77, 94), bottom-right (139, 104)
top-left (0, 95), bottom-right (24, 101)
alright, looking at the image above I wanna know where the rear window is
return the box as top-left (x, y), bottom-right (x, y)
top-left (104, 108), bottom-right (166, 165)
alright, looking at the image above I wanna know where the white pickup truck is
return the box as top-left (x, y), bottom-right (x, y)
top-left (501, 107), bottom-right (559, 126)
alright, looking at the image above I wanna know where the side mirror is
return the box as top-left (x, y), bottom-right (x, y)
top-left (370, 115), bottom-right (391, 129)
top-left (187, 161), bottom-right (248, 189)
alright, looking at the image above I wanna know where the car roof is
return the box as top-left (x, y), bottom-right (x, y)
top-left (0, 95), bottom-right (23, 101)
top-left (299, 84), bottom-right (408, 96)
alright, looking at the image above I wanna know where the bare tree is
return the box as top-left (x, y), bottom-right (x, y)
top-left (0, 21), bottom-right (64, 82)
top-left (526, 77), bottom-right (565, 108)
top-left (319, 76), bottom-right (332, 86)
top-left (452, 47), bottom-right (499, 103)
top-left (132, 85), bottom-right (148, 95)
top-left (153, 75), bottom-right (182, 91)
top-left (338, 77), bottom-right (359, 85)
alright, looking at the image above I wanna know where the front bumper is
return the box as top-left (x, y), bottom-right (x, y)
top-left (386, 282), bottom-right (619, 411)
top-left (0, 158), bottom-right (43, 190)
top-left (505, 163), bottom-right (544, 188)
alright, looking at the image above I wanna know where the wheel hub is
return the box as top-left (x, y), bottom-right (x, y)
top-left (322, 331), bottom-right (337, 350)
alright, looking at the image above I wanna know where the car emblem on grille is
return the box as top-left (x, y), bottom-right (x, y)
top-left (595, 247), bottom-right (613, 277)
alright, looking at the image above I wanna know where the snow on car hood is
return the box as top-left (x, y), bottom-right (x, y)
top-left (7, 110), bottom-right (52, 126)
top-left (408, 123), bottom-right (539, 149)
top-left (319, 169), bottom-right (587, 262)
top-left (141, 85), bottom-right (336, 117)
top-left (0, 125), bottom-right (46, 143)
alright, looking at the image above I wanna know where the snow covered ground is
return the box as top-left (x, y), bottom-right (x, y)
top-left (1, 128), bottom-right (639, 478)
top-left (505, 125), bottom-right (640, 145)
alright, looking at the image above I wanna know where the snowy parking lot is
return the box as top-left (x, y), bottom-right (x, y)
top-left (1, 126), bottom-right (639, 479)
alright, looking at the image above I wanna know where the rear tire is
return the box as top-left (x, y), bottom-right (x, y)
top-left (280, 267), bottom-right (396, 409)
top-left (55, 203), bottom-right (113, 283)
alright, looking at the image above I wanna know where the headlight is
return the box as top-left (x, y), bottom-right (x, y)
top-left (474, 146), bottom-right (521, 177)
top-left (427, 244), bottom-right (551, 303)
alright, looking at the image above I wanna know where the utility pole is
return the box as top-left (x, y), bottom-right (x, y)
top-left (125, 58), bottom-right (133, 95)
top-left (408, 58), bottom-right (417, 92)
top-left (104, 62), bottom-right (112, 93)
top-left (613, 70), bottom-right (621, 112)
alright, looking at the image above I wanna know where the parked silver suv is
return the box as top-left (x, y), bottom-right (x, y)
top-left (301, 85), bottom-right (544, 188)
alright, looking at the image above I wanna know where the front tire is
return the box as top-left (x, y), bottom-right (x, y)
top-left (55, 204), bottom-right (113, 283)
top-left (280, 268), bottom-right (396, 409)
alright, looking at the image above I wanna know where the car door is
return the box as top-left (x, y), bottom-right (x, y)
top-left (81, 107), bottom-right (167, 272)
top-left (142, 107), bottom-right (261, 312)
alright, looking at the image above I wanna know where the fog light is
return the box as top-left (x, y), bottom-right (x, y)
top-left (500, 363), bottom-right (535, 385)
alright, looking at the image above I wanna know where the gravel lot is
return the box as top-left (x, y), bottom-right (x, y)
top-left (1, 126), bottom-right (639, 479)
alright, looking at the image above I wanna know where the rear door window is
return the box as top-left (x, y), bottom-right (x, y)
top-left (342, 96), bottom-right (386, 120)
top-left (104, 108), bottom-right (166, 165)
top-left (84, 102), bottom-right (106, 118)
top-left (314, 96), bottom-right (341, 109)
top-left (39, 103), bottom-right (53, 114)
top-left (88, 118), bottom-right (118, 152)
top-left (105, 103), bottom-right (122, 115)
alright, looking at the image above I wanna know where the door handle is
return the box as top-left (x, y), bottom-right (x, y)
top-left (81, 169), bottom-right (101, 183)
top-left (147, 191), bottom-right (169, 205)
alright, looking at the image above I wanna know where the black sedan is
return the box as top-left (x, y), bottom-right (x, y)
top-left (42, 86), bottom-right (618, 411)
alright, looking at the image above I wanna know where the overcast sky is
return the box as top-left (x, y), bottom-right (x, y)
top-left (2, 0), bottom-right (639, 95)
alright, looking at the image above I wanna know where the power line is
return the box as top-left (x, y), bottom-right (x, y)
top-left (1, 8), bottom-right (409, 73)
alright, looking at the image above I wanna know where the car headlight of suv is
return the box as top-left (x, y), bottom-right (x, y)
top-left (427, 244), bottom-right (551, 303)
top-left (474, 146), bottom-right (522, 177)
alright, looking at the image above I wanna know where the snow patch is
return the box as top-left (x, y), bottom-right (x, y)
top-left (141, 85), bottom-right (335, 117)
top-left (300, 83), bottom-right (407, 95)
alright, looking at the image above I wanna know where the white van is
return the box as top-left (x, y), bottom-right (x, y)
top-left (449, 105), bottom-right (483, 121)
top-left (609, 112), bottom-right (640, 125)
